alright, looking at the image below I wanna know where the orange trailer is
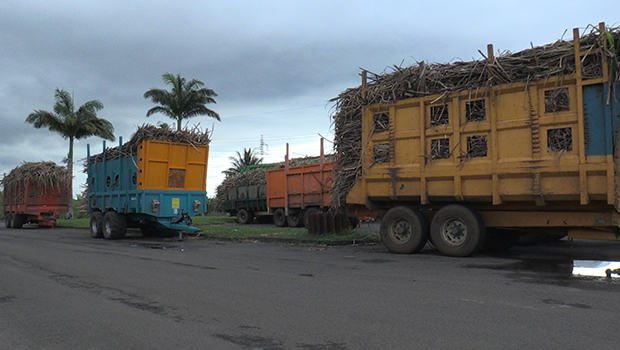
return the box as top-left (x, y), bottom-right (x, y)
top-left (224, 139), bottom-right (341, 228)
top-left (267, 141), bottom-right (334, 227)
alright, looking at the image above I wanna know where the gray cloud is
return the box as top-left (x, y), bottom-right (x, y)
top-left (0, 0), bottom-right (617, 195)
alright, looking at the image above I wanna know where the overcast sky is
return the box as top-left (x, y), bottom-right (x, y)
top-left (0, 0), bottom-right (617, 197)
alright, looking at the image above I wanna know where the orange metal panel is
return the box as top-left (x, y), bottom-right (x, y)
top-left (267, 168), bottom-right (286, 208)
top-left (267, 161), bottom-right (335, 210)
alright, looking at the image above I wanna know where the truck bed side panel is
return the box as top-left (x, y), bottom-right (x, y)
top-left (348, 79), bottom-right (619, 209)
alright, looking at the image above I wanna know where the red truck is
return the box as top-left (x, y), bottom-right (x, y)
top-left (3, 162), bottom-right (71, 228)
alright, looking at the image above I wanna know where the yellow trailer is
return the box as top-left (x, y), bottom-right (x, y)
top-left (342, 23), bottom-right (620, 256)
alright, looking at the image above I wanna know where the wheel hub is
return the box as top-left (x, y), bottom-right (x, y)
top-left (441, 218), bottom-right (467, 246)
top-left (390, 219), bottom-right (411, 243)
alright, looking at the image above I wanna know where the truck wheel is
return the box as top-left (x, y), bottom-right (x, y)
top-left (12, 215), bottom-right (24, 229)
top-left (483, 229), bottom-right (520, 252)
top-left (89, 212), bottom-right (104, 238)
top-left (5, 214), bottom-right (13, 229)
top-left (286, 209), bottom-right (303, 227)
top-left (303, 207), bottom-right (320, 228)
top-left (380, 206), bottom-right (429, 254)
top-left (103, 211), bottom-right (127, 239)
top-left (430, 204), bottom-right (485, 257)
top-left (273, 209), bottom-right (287, 227)
top-left (237, 209), bottom-right (253, 224)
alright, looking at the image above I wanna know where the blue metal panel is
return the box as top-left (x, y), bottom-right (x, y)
top-left (139, 190), bottom-right (206, 217)
top-left (583, 84), bottom-right (609, 156)
top-left (583, 83), bottom-right (620, 156)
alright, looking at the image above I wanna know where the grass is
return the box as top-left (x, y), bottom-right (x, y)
top-left (57, 218), bottom-right (90, 228)
top-left (57, 214), bottom-right (380, 244)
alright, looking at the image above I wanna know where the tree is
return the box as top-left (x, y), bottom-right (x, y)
top-left (143, 73), bottom-right (220, 131)
top-left (26, 88), bottom-right (115, 218)
top-left (223, 148), bottom-right (263, 177)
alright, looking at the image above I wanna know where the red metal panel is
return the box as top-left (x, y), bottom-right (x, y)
top-left (3, 178), bottom-right (70, 219)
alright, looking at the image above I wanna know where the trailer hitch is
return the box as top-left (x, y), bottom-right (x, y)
top-left (173, 210), bottom-right (192, 225)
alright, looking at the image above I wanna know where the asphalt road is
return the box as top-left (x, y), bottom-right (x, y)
top-left (1, 225), bottom-right (620, 350)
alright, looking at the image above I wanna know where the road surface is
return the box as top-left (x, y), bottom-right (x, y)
top-left (1, 225), bottom-right (619, 349)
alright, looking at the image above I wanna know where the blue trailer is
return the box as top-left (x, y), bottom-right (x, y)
top-left (87, 137), bottom-right (209, 239)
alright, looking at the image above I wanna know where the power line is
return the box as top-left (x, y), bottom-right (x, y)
top-left (223, 103), bottom-right (327, 119)
top-left (209, 132), bottom-right (331, 145)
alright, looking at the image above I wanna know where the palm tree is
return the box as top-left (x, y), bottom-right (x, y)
top-left (143, 73), bottom-right (220, 131)
top-left (223, 148), bottom-right (263, 177)
top-left (26, 88), bottom-right (115, 218)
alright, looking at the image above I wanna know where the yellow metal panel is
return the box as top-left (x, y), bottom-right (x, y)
top-left (461, 177), bottom-right (493, 197)
top-left (168, 144), bottom-right (188, 168)
top-left (499, 175), bottom-right (533, 196)
top-left (188, 145), bottom-right (208, 163)
top-left (345, 179), bottom-right (367, 205)
top-left (186, 164), bottom-right (207, 191)
top-left (143, 161), bottom-right (168, 189)
top-left (541, 173), bottom-right (580, 195)
top-left (394, 138), bottom-right (420, 165)
top-left (394, 105), bottom-right (420, 132)
top-left (147, 141), bottom-right (170, 161)
top-left (495, 90), bottom-right (529, 123)
top-left (348, 71), bottom-right (617, 213)
top-left (395, 179), bottom-right (420, 197)
top-left (426, 178), bottom-right (454, 197)
top-left (497, 128), bottom-right (532, 159)
top-left (366, 180), bottom-right (392, 199)
top-left (137, 140), bottom-right (209, 191)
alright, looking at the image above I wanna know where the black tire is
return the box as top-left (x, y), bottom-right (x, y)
top-left (5, 213), bottom-right (13, 229)
top-left (348, 217), bottom-right (360, 229)
top-left (483, 229), bottom-right (520, 252)
top-left (103, 211), bottom-right (127, 239)
top-left (236, 209), bottom-right (253, 224)
top-left (430, 204), bottom-right (485, 257)
top-left (380, 206), bottom-right (429, 254)
top-left (12, 214), bottom-right (24, 229)
top-left (303, 207), bottom-right (320, 228)
top-left (286, 209), bottom-right (303, 227)
top-left (273, 209), bottom-right (287, 227)
top-left (89, 211), bottom-right (104, 238)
